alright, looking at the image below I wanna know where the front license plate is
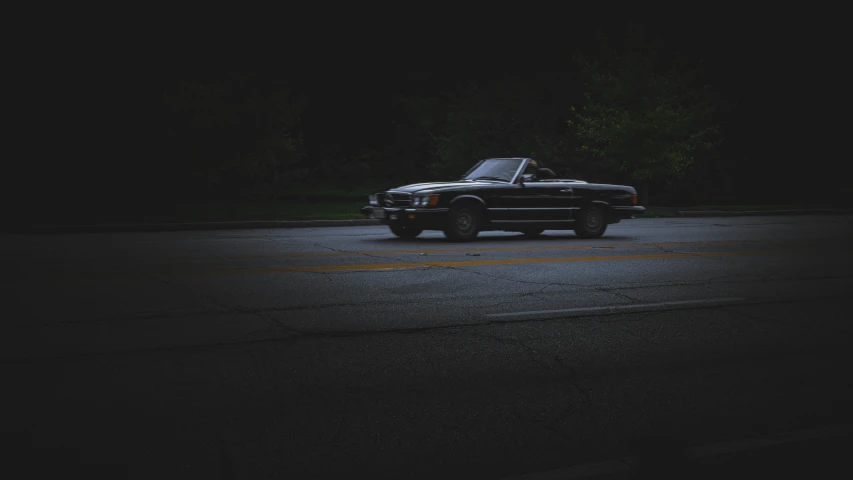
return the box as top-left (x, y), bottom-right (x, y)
top-left (371, 210), bottom-right (386, 219)
top-left (389, 214), bottom-right (398, 220)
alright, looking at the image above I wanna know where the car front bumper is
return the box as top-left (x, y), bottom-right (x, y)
top-left (361, 206), bottom-right (449, 229)
top-left (611, 206), bottom-right (645, 221)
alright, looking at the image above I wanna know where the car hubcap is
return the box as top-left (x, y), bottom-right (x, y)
top-left (586, 211), bottom-right (601, 230)
top-left (456, 211), bottom-right (473, 233)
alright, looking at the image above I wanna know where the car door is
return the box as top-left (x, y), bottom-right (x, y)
top-left (515, 180), bottom-right (577, 221)
top-left (480, 183), bottom-right (515, 224)
top-left (491, 180), bottom-right (576, 223)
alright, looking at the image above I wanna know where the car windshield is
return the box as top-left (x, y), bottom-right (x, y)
top-left (461, 158), bottom-right (524, 182)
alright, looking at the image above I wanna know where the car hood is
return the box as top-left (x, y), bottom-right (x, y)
top-left (384, 180), bottom-right (498, 194)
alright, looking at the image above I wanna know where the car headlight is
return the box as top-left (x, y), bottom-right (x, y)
top-left (413, 195), bottom-right (439, 207)
top-left (369, 194), bottom-right (378, 206)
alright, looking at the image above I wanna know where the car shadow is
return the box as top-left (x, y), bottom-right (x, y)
top-left (362, 233), bottom-right (637, 246)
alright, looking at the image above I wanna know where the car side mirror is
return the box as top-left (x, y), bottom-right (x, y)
top-left (536, 168), bottom-right (556, 179)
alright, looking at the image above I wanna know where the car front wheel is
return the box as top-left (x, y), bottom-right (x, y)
top-left (574, 206), bottom-right (608, 238)
top-left (389, 225), bottom-right (423, 238)
top-left (444, 203), bottom-right (481, 242)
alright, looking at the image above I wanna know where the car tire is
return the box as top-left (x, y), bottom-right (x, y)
top-left (444, 203), bottom-right (481, 242)
top-left (522, 229), bottom-right (544, 238)
top-left (574, 206), bottom-right (608, 238)
top-left (389, 225), bottom-right (423, 238)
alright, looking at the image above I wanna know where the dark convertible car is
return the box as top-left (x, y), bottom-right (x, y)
top-left (361, 158), bottom-right (645, 242)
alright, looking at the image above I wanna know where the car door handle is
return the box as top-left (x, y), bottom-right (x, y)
top-left (560, 189), bottom-right (573, 193)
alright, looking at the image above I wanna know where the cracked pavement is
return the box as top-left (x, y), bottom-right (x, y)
top-left (2, 215), bottom-right (853, 478)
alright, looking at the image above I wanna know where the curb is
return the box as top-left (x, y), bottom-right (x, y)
top-left (7, 219), bottom-right (381, 234)
top-left (674, 208), bottom-right (852, 218)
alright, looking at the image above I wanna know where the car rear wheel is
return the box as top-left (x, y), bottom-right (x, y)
top-left (389, 225), bottom-right (423, 238)
top-left (574, 206), bottom-right (608, 238)
top-left (444, 203), bottom-right (481, 242)
top-left (522, 229), bottom-right (544, 238)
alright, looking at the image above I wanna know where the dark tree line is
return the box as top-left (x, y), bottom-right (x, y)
top-left (12, 23), bottom-right (846, 226)
top-left (139, 55), bottom-right (724, 206)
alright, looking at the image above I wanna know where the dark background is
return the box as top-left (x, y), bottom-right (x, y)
top-left (8, 16), bottom-right (845, 225)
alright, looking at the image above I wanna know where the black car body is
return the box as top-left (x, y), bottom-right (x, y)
top-left (360, 158), bottom-right (645, 241)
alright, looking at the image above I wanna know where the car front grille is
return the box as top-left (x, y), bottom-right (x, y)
top-left (380, 192), bottom-right (411, 207)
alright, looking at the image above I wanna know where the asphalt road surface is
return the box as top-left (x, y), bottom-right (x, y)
top-left (3, 215), bottom-right (853, 478)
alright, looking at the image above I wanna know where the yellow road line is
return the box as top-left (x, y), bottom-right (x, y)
top-left (169, 250), bottom-right (777, 276)
top-left (229, 240), bottom-right (756, 259)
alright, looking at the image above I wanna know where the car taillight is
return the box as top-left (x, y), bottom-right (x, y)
top-left (632, 194), bottom-right (637, 205)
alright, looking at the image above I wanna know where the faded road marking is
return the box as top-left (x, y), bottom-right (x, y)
top-left (230, 240), bottom-right (757, 259)
top-left (165, 250), bottom-right (782, 276)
